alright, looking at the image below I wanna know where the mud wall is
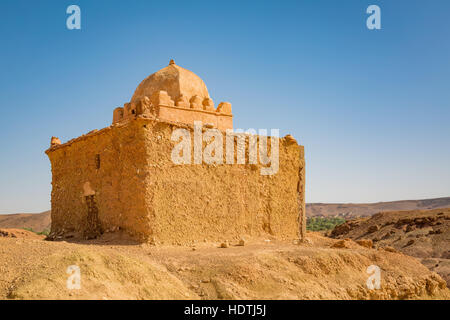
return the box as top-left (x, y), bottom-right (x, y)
top-left (47, 117), bottom-right (305, 243)
top-left (157, 105), bottom-right (233, 131)
top-left (139, 118), bottom-right (305, 244)
top-left (47, 121), bottom-right (151, 240)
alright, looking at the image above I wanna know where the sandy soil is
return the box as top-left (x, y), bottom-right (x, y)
top-left (0, 231), bottom-right (448, 300)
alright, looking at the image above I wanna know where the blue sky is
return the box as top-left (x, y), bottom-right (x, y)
top-left (0, 0), bottom-right (449, 213)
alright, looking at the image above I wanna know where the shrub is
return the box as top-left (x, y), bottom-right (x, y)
top-left (22, 227), bottom-right (50, 236)
top-left (307, 217), bottom-right (346, 231)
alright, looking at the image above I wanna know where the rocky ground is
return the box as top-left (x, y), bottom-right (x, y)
top-left (330, 208), bottom-right (450, 287)
top-left (0, 231), bottom-right (448, 300)
top-left (0, 228), bottom-right (46, 240)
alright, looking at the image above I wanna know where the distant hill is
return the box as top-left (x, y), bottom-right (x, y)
top-left (0, 211), bottom-right (50, 233)
top-left (307, 197), bottom-right (450, 218)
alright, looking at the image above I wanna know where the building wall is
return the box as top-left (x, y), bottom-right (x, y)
top-left (47, 121), bottom-right (151, 240)
top-left (47, 117), bottom-right (305, 243)
top-left (157, 105), bottom-right (233, 130)
top-left (139, 118), bottom-right (305, 244)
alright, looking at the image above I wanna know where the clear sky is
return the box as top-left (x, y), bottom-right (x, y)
top-left (0, 0), bottom-right (449, 213)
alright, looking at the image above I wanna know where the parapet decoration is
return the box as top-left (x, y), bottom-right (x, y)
top-left (50, 136), bottom-right (61, 147)
top-left (112, 60), bottom-right (233, 130)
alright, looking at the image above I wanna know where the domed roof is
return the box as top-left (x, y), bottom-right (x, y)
top-left (131, 60), bottom-right (210, 103)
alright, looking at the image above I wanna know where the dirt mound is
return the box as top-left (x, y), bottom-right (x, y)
top-left (329, 208), bottom-right (450, 287)
top-left (0, 228), bottom-right (45, 240)
top-left (0, 233), bottom-right (448, 300)
top-left (307, 197), bottom-right (450, 218)
top-left (0, 211), bottom-right (50, 233)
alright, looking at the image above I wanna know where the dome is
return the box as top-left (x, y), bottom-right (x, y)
top-left (131, 60), bottom-right (210, 104)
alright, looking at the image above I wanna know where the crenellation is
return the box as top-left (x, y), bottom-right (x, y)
top-left (189, 95), bottom-right (203, 110)
top-left (135, 96), bottom-right (153, 116)
top-left (112, 107), bottom-right (124, 123)
top-left (150, 90), bottom-right (174, 107)
top-left (216, 102), bottom-right (232, 114)
top-left (124, 102), bottom-right (136, 118)
top-left (202, 98), bottom-right (215, 111)
top-left (175, 94), bottom-right (189, 108)
top-left (50, 136), bottom-right (61, 147)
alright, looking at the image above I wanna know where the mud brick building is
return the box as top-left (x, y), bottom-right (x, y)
top-left (46, 60), bottom-right (306, 243)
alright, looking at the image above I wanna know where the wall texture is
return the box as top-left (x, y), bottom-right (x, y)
top-left (46, 117), bottom-right (305, 244)
top-left (46, 121), bottom-right (151, 240)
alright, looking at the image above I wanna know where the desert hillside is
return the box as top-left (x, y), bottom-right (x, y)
top-left (0, 231), bottom-right (448, 300)
top-left (0, 211), bottom-right (50, 233)
top-left (330, 208), bottom-right (450, 287)
top-left (307, 197), bottom-right (450, 218)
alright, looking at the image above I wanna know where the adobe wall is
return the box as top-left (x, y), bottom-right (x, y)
top-left (46, 121), bottom-right (151, 240)
top-left (138, 118), bottom-right (305, 244)
top-left (47, 117), bottom-right (305, 243)
top-left (157, 105), bottom-right (233, 130)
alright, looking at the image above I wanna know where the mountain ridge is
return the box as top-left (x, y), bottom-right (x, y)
top-left (307, 197), bottom-right (450, 218)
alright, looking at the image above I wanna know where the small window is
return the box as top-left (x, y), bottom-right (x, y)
top-left (95, 154), bottom-right (100, 169)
